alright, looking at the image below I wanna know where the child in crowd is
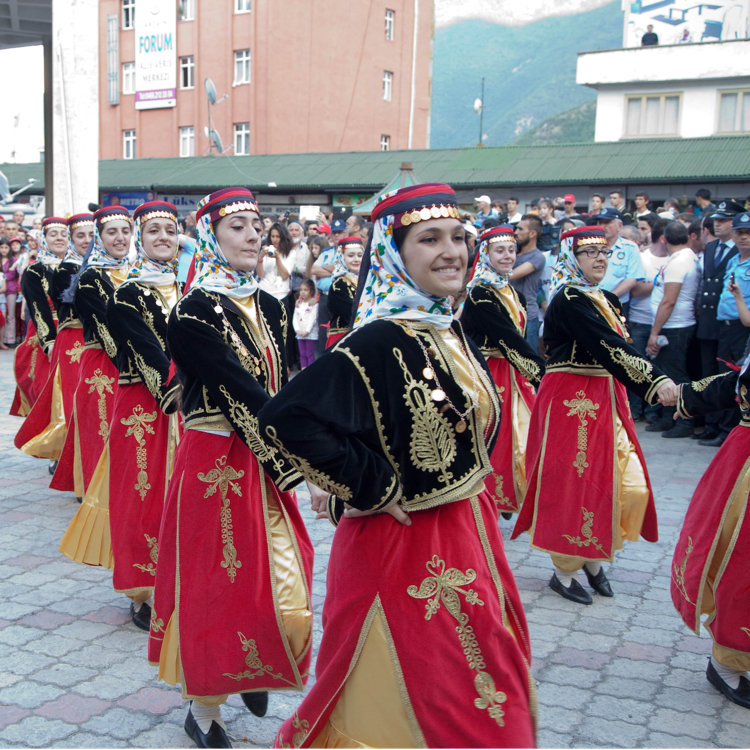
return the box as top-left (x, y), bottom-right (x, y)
top-left (293, 278), bottom-right (319, 368)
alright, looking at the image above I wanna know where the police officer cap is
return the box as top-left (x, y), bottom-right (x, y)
top-left (732, 211), bottom-right (750, 229)
top-left (711, 199), bottom-right (745, 218)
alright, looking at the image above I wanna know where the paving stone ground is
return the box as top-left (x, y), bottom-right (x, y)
top-left (0, 347), bottom-right (747, 748)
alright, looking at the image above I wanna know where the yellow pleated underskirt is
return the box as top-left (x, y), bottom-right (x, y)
top-left (20, 365), bottom-right (66, 459)
top-left (510, 380), bottom-right (532, 501)
top-left (59, 442), bottom-right (114, 569)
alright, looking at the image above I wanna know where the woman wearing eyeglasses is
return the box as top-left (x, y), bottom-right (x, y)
top-left (512, 227), bottom-right (679, 605)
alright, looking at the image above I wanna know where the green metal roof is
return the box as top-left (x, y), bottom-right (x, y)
top-left (2, 135), bottom-right (749, 195)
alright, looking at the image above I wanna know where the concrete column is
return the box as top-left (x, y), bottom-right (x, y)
top-left (52, 0), bottom-right (99, 215)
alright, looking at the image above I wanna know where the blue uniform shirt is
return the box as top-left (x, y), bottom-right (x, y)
top-left (600, 237), bottom-right (646, 304)
top-left (717, 254), bottom-right (750, 320)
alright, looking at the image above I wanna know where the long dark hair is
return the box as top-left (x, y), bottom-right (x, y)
top-left (268, 222), bottom-right (293, 258)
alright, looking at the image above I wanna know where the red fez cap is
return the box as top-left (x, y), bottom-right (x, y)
top-left (370, 183), bottom-right (460, 227)
top-left (561, 225), bottom-right (607, 249)
top-left (479, 225), bottom-right (516, 245)
top-left (94, 206), bottom-right (131, 228)
top-left (133, 201), bottom-right (178, 224)
top-left (196, 187), bottom-right (258, 225)
top-left (42, 217), bottom-right (68, 233)
top-left (67, 213), bottom-right (95, 229)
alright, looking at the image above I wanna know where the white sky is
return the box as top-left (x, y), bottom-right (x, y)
top-left (0, 46), bottom-right (45, 164)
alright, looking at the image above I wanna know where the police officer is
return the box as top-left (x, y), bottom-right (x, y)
top-left (695, 199), bottom-right (744, 445)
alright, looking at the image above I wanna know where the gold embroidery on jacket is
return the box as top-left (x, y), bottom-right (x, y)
top-left (65, 339), bottom-right (84, 364)
top-left (222, 631), bottom-right (297, 686)
top-left (121, 405), bottom-right (157, 500)
top-left (395, 347), bottom-right (457, 484)
top-left (130, 346), bottom-right (163, 399)
top-left (198, 456), bottom-right (243, 582)
top-left (599, 340), bottom-right (652, 384)
top-left (138, 295), bottom-right (166, 349)
top-left (218, 384), bottom-right (278, 465)
top-left (505, 348), bottom-right (541, 384)
top-left (407, 555), bottom-right (507, 727)
top-left (265, 425), bottom-right (353, 501)
top-left (133, 533), bottom-right (158, 576)
top-left (692, 374), bottom-right (723, 392)
top-left (562, 507), bottom-right (607, 555)
top-left (671, 536), bottom-right (694, 605)
top-left (33, 303), bottom-right (50, 344)
top-left (85, 369), bottom-right (115, 440)
top-left (95, 316), bottom-right (118, 359)
top-left (563, 390), bottom-right (599, 477)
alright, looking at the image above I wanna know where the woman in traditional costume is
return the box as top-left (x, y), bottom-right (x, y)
top-left (148, 188), bottom-right (313, 749)
top-left (512, 226), bottom-right (678, 604)
top-left (59, 206), bottom-right (131, 565)
top-left (48, 213), bottom-right (94, 495)
top-left (260, 183), bottom-right (536, 748)
top-left (102, 201), bottom-right (183, 630)
top-left (461, 225), bottom-right (545, 516)
top-left (324, 235), bottom-right (362, 348)
top-left (13, 218), bottom-right (68, 463)
top-left (671, 358), bottom-right (750, 708)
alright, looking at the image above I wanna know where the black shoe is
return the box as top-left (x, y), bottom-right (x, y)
top-left (691, 426), bottom-right (718, 440)
top-left (48, 460), bottom-right (58, 475)
top-left (662, 423), bottom-right (694, 438)
top-left (699, 433), bottom-right (727, 447)
top-left (584, 565), bottom-right (614, 596)
top-left (76, 496), bottom-right (82, 504)
top-left (645, 421), bottom-right (671, 432)
top-left (130, 601), bottom-right (151, 631)
top-left (241, 691), bottom-right (268, 717)
top-left (500, 511), bottom-right (513, 521)
top-left (185, 706), bottom-right (232, 748)
top-left (549, 574), bottom-right (592, 605)
top-left (706, 659), bottom-right (750, 709)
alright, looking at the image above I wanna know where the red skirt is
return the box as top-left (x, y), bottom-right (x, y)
top-left (513, 371), bottom-right (657, 560)
top-left (14, 331), bottom-right (80, 459)
top-left (149, 430), bottom-right (314, 700)
top-left (484, 356), bottom-right (536, 513)
top-left (108, 382), bottom-right (180, 598)
top-left (275, 490), bottom-right (535, 749)
top-left (325, 330), bottom-right (346, 349)
top-left (671, 425), bottom-right (750, 653)
top-left (10, 322), bottom-right (47, 417)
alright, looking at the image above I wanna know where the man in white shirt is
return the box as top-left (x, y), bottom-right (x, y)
top-left (646, 221), bottom-right (701, 437)
top-left (505, 196), bottom-right (523, 224)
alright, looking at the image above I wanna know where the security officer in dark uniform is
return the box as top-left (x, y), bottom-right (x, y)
top-left (694, 199), bottom-right (744, 445)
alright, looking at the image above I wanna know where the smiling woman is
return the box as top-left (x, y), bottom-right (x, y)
top-left (259, 183), bottom-right (536, 748)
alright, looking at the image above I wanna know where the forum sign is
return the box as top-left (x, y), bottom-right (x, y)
top-left (135, 0), bottom-right (177, 110)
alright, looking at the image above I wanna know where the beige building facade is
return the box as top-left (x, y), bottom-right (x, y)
top-left (98, 0), bottom-right (433, 160)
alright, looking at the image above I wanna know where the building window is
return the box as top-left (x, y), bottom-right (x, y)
top-left (178, 0), bottom-right (195, 21)
top-left (106, 15), bottom-right (120, 106)
top-left (235, 0), bottom-right (252, 12)
top-left (382, 70), bottom-right (393, 102)
top-left (122, 62), bottom-right (135, 95)
top-left (122, 0), bottom-right (135, 30)
top-left (380, 134), bottom-right (391, 151)
top-left (234, 122), bottom-right (250, 155)
top-left (179, 127), bottom-right (195, 157)
top-left (233, 50), bottom-right (251, 85)
top-left (123, 129), bottom-right (136, 159)
top-left (180, 56), bottom-right (195, 89)
top-left (385, 9), bottom-right (395, 41)
top-left (625, 94), bottom-right (680, 137)
top-left (717, 89), bottom-right (750, 133)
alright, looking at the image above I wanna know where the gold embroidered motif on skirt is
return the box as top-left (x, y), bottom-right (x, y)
top-left (197, 456), bottom-right (244, 582)
top-left (672, 536), bottom-right (694, 605)
top-left (222, 631), bottom-right (297, 686)
top-left (599, 340), bottom-right (652, 384)
top-left (563, 390), bottom-right (599, 477)
top-left (395, 348), bottom-right (457, 484)
top-left (133, 533), bottom-right (159, 576)
top-left (66, 340), bottom-right (84, 364)
top-left (150, 606), bottom-right (166, 635)
top-left (407, 554), bottom-right (507, 727)
top-left (562, 507), bottom-right (607, 555)
top-left (86, 369), bottom-right (116, 441)
top-left (29, 344), bottom-right (38, 380)
top-left (492, 473), bottom-right (510, 507)
top-left (121, 405), bottom-right (157, 500)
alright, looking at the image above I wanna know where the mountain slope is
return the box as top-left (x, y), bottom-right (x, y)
top-left (512, 100), bottom-right (596, 145)
top-left (430, 1), bottom-right (622, 148)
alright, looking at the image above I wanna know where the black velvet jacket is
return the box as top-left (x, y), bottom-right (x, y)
top-left (677, 366), bottom-right (750, 427)
top-left (544, 285), bottom-right (669, 403)
top-left (107, 281), bottom-right (182, 413)
top-left (74, 267), bottom-right (119, 360)
top-left (327, 274), bottom-right (357, 334)
top-left (167, 286), bottom-right (301, 491)
top-left (50, 261), bottom-right (81, 329)
top-left (21, 261), bottom-right (57, 351)
top-left (461, 282), bottom-right (545, 387)
top-left (258, 319), bottom-right (501, 521)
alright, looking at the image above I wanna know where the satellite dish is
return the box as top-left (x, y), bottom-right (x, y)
top-left (204, 78), bottom-right (217, 105)
top-left (473, 98), bottom-right (483, 113)
top-left (210, 129), bottom-right (224, 153)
